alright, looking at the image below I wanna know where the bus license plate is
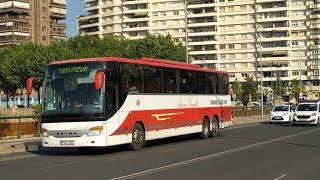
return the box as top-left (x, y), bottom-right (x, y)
top-left (60, 140), bottom-right (75, 145)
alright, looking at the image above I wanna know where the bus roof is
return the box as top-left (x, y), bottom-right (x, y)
top-left (48, 57), bottom-right (228, 75)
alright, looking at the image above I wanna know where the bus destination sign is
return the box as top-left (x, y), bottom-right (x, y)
top-left (58, 66), bottom-right (88, 74)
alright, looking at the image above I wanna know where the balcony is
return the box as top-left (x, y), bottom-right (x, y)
top-left (50, 21), bottom-right (66, 28)
top-left (50, 7), bottom-right (67, 19)
top-left (0, 33), bottom-right (30, 44)
top-left (0, 15), bottom-right (30, 23)
top-left (50, 0), bottom-right (66, 9)
top-left (0, 24), bottom-right (30, 33)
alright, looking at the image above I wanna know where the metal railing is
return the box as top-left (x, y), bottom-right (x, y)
top-left (0, 115), bottom-right (40, 139)
top-left (232, 106), bottom-right (273, 119)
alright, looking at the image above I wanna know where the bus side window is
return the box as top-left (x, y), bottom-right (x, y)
top-left (195, 72), bottom-right (206, 94)
top-left (206, 74), bottom-right (214, 94)
top-left (180, 70), bottom-right (195, 94)
top-left (163, 68), bottom-right (177, 93)
top-left (120, 63), bottom-right (143, 94)
top-left (143, 66), bottom-right (162, 93)
top-left (218, 74), bottom-right (228, 94)
top-left (211, 73), bottom-right (218, 94)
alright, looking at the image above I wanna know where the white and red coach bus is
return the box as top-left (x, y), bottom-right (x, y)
top-left (27, 57), bottom-right (231, 151)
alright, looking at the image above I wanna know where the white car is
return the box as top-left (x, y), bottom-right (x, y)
top-left (269, 105), bottom-right (295, 123)
top-left (293, 102), bottom-right (320, 126)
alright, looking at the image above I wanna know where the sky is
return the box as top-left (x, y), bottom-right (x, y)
top-left (66, 0), bottom-right (86, 38)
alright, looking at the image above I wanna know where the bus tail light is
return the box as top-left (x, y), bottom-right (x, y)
top-left (88, 126), bottom-right (103, 136)
top-left (41, 128), bottom-right (48, 137)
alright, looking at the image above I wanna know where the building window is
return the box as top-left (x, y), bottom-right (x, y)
top-left (229, 74), bottom-right (235, 78)
top-left (315, 70), bottom-right (320, 76)
top-left (292, 41), bottom-right (298, 47)
top-left (42, 26), bottom-right (46, 32)
top-left (220, 45), bottom-right (226, 49)
top-left (241, 44), bottom-right (247, 49)
top-left (174, 11), bottom-right (179, 15)
top-left (241, 73), bottom-right (247, 77)
top-left (42, 7), bottom-right (46, 12)
top-left (220, 55), bottom-right (226, 59)
top-left (292, 71), bottom-right (299, 76)
top-left (42, 36), bottom-right (46, 41)
top-left (241, 63), bottom-right (247, 68)
top-left (220, 64), bottom-right (226, 69)
top-left (229, 64), bottom-right (235, 69)
top-left (160, 21), bottom-right (166, 26)
top-left (229, 45), bottom-right (235, 49)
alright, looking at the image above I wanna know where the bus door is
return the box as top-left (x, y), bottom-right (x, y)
top-left (105, 84), bottom-right (119, 119)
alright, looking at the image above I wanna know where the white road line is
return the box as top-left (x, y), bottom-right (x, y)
top-left (0, 154), bottom-right (39, 162)
top-left (40, 161), bottom-right (79, 170)
top-left (109, 128), bottom-right (320, 180)
top-left (273, 174), bottom-right (288, 180)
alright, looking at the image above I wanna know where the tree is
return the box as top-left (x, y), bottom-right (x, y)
top-left (231, 78), bottom-right (243, 101)
top-left (288, 79), bottom-right (304, 100)
top-left (271, 76), bottom-right (287, 97)
top-left (241, 76), bottom-right (258, 106)
top-left (133, 34), bottom-right (187, 62)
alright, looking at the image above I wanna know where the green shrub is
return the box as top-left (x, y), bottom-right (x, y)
top-left (32, 104), bottom-right (42, 115)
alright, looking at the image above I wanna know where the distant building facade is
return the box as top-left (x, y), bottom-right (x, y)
top-left (0, 0), bottom-right (67, 47)
top-left (78, 0), bottom-right (320, 91)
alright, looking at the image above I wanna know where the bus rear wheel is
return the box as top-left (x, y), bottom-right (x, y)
top-left (129, 123), bottom-right (145, 151)
top-left (210, 117), bottom-right (219, 138)
top-left (200, 118), bottom-right (210, 139)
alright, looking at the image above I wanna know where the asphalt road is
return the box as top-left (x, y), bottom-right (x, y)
top-left (0, 124), bottom-right (320, 180)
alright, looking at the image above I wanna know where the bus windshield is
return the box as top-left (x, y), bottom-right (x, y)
top-left (42, 62), bottom-right (106, 122)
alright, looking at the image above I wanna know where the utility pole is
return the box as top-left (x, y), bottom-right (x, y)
top-left (259, 25), bottom-right (264, 119)
top-left (299, 46), bottom-right (302, 94)
top-left (184, 0), bottom-right (189, 64)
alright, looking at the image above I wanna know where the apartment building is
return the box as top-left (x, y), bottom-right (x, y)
top-left (78, 0), bottom-right (320, 89)
top-left (0, 0), bottom-right (67, 47)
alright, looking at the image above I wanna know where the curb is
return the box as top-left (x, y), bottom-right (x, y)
top-left (0, 142), bottom-right (41, 154)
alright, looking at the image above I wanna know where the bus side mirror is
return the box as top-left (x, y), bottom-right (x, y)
top-left (27, 77), bottom-right (35, 94)
top-left (95, 72), bottom-right (105, 91)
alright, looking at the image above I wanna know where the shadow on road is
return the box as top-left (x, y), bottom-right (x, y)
top-left (27, 133), bottom-right (223, 156)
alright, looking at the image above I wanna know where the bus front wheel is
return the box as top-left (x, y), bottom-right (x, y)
top-left (129, 123), bottom-right (145, 151)
top-left (200, 118), bottom-right (210, 139)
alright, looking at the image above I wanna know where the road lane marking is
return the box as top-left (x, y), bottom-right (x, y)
top-left (109, 128), bottom-right (320, 180)
top-left (40, 161), bottom-right (79, 170)
top-left (273, 174), bottom-right (288, 180)
top-left (0, 154), bottom-right (39, 162)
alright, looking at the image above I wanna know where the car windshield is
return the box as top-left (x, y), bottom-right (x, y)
top-left (273, 106), bottom-right (289, 111)
top-left (296, 104), bottom-right (318, 111)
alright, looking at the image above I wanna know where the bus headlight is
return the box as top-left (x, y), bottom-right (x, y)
top-left (41, 128), bottom-right (48, 137)
top-left (88, 126), bottom-right (103, 136)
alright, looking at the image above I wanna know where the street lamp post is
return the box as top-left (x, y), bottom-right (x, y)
top-left (258, 25), bottom-right (264, 119)
top-left (184, 0), bottom-right (189, 64)
top-left (299, 46), bottom-right (302, 94)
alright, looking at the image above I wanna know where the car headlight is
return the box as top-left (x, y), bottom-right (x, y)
top-left (270, 113), bottom-right (274, 116)
top-left (41, 128), bottom-right (49, 137)
top-left (311, 113), bottom-right (317, 116)
top-left (88, 126), bottom-right (103, 136)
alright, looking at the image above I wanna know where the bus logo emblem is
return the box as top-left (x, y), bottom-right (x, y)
top-left (136, 100), bottom-right (140, 106)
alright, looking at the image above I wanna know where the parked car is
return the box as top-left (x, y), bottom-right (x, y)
top-left (251, 102), bottom-right (261, 107)
top-left (293, 100), bottom-right (320, 126)
top-left (269, 105), bottom-right (295, 123)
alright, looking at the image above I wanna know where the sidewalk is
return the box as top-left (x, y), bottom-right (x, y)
top-left (0, 116), bottom-right (269, 154)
